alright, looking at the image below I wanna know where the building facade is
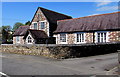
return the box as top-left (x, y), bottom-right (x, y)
top-left (54, 12), bottom-right (120, 44)
top-left (13, 7), bottom-right (120, 45)
top-left (13, 26), bottom-right (29, 44)
top-left (13, 7), bottom-right (72, 44)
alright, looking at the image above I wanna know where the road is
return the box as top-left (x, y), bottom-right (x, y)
top-left (1, 52), bottom-right (118, 75)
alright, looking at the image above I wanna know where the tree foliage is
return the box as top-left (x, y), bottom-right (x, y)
top-left (25, 21), bottom-right (31, 25)
top-left (13, 22), bottom-right (24, 31)
top-left (2, 26), bottom-right (12, 43)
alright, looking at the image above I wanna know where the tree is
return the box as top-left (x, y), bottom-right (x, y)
top-left (13, 22), bottom-right (24, 31)
top-left (2, 26), bottom-right (11, 43)
top-left (25, 21), bottom-right (31, 25)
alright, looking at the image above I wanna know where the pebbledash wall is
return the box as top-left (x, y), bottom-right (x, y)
top-left (54, 31), bottom-right (120, 44)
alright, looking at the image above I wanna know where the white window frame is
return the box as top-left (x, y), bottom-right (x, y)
top-left (95, 31), bottom-right (109, 43)
top-left (75, 32), bottom-right (86, 44)
top-left (27, 36), bottom-right (32, 44)
top-left (16, 36), bottom-right (20, 43)
top-left (26, 34), bottom-right (34, 44)
top-left (59, 33), bottom-right (67, 44)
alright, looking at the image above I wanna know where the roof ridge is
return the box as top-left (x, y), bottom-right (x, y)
top-left (58, 11), bottom-right (120, 22)
top-left (39, 7), bottom-right (72, 18)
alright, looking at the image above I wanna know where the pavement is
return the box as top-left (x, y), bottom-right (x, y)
top-left (0, 52), bottom-right (119, 75)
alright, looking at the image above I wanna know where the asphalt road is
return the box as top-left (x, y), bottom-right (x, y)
top-left (1, 52), bottom-right (118, 75)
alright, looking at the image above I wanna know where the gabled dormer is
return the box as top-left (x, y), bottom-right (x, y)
top-left (30, 7), bottom-right (72, 37)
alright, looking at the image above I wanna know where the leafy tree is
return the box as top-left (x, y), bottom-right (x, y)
top-left (13, 22), bottom-right (24, 31)
top-left (25, 21), bottom-right (31, 25)
top-left (2, 26), bottom-right (12, 43)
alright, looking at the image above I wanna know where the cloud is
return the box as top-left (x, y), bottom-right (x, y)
top-left (97, 2), bottom-right (111, 7)
top-left (88, 14), bottom-right (100, 16)
top-left (96, 6), bottom-right (118, 11)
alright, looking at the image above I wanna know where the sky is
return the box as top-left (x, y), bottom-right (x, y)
top-left (1, 2), bottom-right (118, 28)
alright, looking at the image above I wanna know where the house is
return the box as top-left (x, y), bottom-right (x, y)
top-left (23, 29), bottom-right (48, 44)
top-left (13, 7), bottom-right (120, 45)
top-left (13, 25), bottom-right (29, 44)
top-left (54, 12), bottom-right (120, 44)
top-left (13, 7), bottom-right (72, 44)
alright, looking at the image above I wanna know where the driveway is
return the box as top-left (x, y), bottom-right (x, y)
top-left (1, 52), bottom-right (118, 75)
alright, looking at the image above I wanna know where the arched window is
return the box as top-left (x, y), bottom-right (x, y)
top-left (28, 36), bottom-right (32, 43)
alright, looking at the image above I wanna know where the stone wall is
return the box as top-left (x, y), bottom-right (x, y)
top-left (1, 45), bottom-right (71, 59)
top-left (67, 33), bottom-right (75, 44)
top-left (32, 9), bottom-right (46, 22)
top-left (109, 31), bottom-right (120, 42)
top-left (1, 43), bottom-right (119, 59)
top-left (55, 31), bottom-right (120, 44)
top-left (85, 32), bottom-right (94, 43)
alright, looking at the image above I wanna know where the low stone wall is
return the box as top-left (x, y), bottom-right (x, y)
top-left (0, 45), bottom-right (71, 59)
top-left (0, 43), bottom-right (119, 59)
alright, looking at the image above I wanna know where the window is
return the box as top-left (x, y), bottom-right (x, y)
top-left (41, 22), bottom-right (45, 29)
top-left (60, 34), bottom-right (66, 42)
top-left (28, 36), bottom-right (32, 43)
top-left (96, 32), bottom-right (107, 43)
top-left (34, 23), bottom-right (37, 29)
top-left (37, 13), bottom-right (40, 21)
top-left (16, 36), bottom-right (20, 43)
top-left (76, 33), bottom-right (85, 43)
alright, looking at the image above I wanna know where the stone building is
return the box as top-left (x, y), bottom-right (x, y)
top-left (54, 12), bottom-right (120, 44)
top-left (13, 7), bottom-right (120, 45)
top-left (13, 7), bottom-right (72, 44)
top-left (13, 25), bottom-right (29, 44)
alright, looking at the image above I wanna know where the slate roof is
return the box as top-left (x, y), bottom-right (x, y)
top-left (30, 7), bottom-right (72, 37)
top-left (24, 29), bottom-right (48, 39)
top-left (13, 25), bottom-right (29, 36)
top-left (39, 7), bottom-right (72, 24)
top-left (54, 12), bottom-right (120, 33)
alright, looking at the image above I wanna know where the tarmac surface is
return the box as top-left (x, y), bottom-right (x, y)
top-left (0, 52), bottom-right (118, 75)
